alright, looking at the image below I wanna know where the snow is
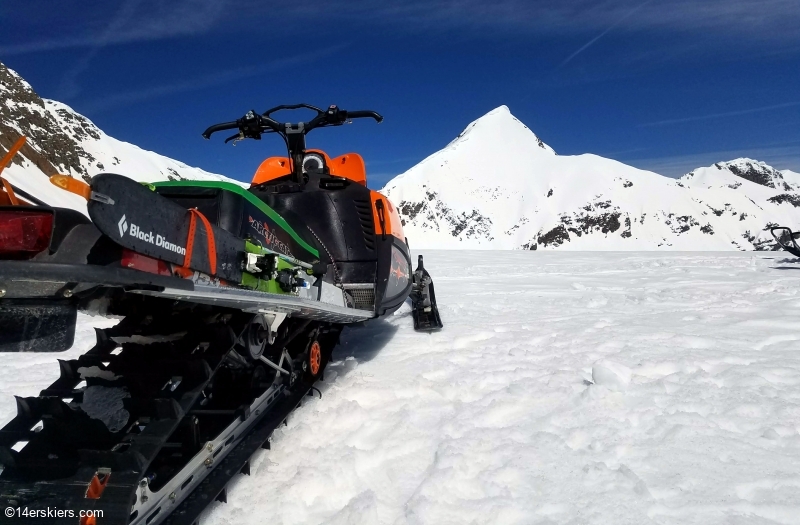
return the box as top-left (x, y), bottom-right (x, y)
top-left (4, 251), bottom-right (800, 524)
top-left (782, 169), bottom-right (800, 188)
top-left (382, 107), bottom-right (800, 251)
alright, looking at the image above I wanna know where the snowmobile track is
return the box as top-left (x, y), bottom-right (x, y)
top-left (0, 305), bottom-right (328, 525)
top-left (161, 386), bottom-right (310, 525)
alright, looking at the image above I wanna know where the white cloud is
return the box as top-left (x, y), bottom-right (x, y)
top-left (640, 102), bottom-right (800, 128)
top-left (0, 0), bottom-right (227, 56)
top-left (79, 45), bottom-right (349, 113)
top-left (6, 0), bottom-right (800, 58)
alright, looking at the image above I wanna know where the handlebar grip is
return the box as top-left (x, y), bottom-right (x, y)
top-left (346, 110), bottom-right (383, 123)
top-left (202, 121), bottom-right (240, 139)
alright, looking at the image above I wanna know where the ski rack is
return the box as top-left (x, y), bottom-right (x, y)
top-left (770, 226), bottom-right (800, 257)
top-left (0, 308), bottom-right (327, 525)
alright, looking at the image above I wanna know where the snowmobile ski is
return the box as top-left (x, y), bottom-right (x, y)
top-left (410, 255), bottom-right (443, 331)
top-left (771, 226), bottom-right (800, 257)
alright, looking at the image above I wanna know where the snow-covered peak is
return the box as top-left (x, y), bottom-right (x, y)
top-left (780, 168), bottom-right (800, 189)
top-left (446, 105), bottom-right (555, 155)
top-left (681, 158), bottom-right (794, 192)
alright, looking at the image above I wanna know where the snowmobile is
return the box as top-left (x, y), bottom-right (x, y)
top-left (770, 226), bottom-right (800, 257)
top-left (0, 104), bottom-right (441, 525)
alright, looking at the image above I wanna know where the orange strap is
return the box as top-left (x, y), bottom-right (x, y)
top-left (0, 136), bottom-right (27, 206)
top-left (1, 177), bottom-right (19, 206)
top-left (179, 208), bottom-right (216, 277)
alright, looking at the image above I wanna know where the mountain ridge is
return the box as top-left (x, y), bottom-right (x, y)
top-left (382, 106), bottom-right (800, 251)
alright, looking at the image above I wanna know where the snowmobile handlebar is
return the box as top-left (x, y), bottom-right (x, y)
top-left (201, 105), bottom-right (383, 141)
top-left (201, 121), bottom-right (240, 139)
top-left (202, 104), bottom-right (383, 183)
top-left (341, 110), bottom-right (383, 122)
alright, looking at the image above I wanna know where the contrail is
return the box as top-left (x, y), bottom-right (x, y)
top-left (559, 0), bottom-right (653, 68)
top-left (640, 101), bottom-right (800, 127)
top-left (82, 45), bottom-right (349, 113)
top-left (58, 0), bottom-right (142, 100)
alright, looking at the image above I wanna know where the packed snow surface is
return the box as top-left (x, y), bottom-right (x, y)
top-left (4, 251), bottom-right (800, 524)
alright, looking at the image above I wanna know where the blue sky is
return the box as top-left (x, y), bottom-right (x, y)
top-left (2, 0), bottom-right (799, 188)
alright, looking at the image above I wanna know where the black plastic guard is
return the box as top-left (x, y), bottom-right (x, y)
top-left (0, 299), bottom-right (76, 352)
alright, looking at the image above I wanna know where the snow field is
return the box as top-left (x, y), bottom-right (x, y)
top-left (3, 252), bottom-right (800, 524)
top-left (208, 251), bottom-right (800, 524)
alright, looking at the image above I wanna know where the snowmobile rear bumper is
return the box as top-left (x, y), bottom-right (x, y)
top-left (0, 261), bottom-right (192, 352)
top-left (0, 260), bottom-right (194, 300)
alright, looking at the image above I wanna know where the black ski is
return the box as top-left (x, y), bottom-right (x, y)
top-left (88, 173), bottom-right (245, 282)
top-left (410, 255), bottom-right (443, 332)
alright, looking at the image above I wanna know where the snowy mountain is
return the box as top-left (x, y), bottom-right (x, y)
top-left (0, 62), bottom-right (236, 214)
top-left (382, 106), bottom-right (800, 251)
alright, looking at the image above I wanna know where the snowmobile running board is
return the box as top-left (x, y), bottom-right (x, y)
top-left (771, 227), bottom-right (800, 257)
top-left (133, 283), bottom-right (374, 324)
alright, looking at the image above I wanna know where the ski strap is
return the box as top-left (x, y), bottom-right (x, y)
top-left (1, 177), bottom-right (19, 206)
top-left (177, 208), bottom-right (217, 277)
top-left (0, 136), bottom-right (26, 206)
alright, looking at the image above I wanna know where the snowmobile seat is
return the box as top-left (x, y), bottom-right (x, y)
top-left (153, 181), bottom-right (320, 263)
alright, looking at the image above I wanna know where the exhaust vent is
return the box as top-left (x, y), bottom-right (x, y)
top-left (353, 199), bottom-right (375, 251)
top-left (342, 283), bottom-right (375, 311)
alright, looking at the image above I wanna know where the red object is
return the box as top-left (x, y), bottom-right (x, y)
top-left (85, 470), bottom-right (110, 500)
top-left (0, 210), bottom-right (53, 259)
top-left (121, 249), bottom-right (172, 276)
top-left (309, 341), bottom-right (322, 376)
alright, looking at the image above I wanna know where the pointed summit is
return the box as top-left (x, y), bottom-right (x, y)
top-left (448, 105), bottom-right (555, 155)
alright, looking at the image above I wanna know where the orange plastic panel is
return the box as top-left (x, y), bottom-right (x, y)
top-left (328, 153), bottom-right (367, 186)
top-left (370, 191), bottom-right (405, 241)
top-left (252, 157), bottom-right (291, 185)
top-left (50, 174), bottom-right (91, 200)
top-left (252, 151), bottom-right (368, 187)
